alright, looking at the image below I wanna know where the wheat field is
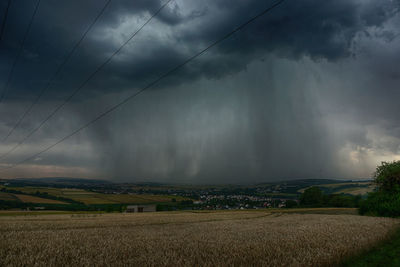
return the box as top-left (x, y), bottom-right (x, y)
top-left (0, 210), bottom-right (398, 266)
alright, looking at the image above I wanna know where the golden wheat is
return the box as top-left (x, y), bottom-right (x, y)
top-left (0, 211), bottom-right (398, 266)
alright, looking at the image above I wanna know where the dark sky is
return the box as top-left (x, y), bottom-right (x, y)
top-left (0, 0), bottom-right (399, 183)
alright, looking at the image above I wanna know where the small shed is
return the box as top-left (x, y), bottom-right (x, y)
top-left (126, 204), bottom-right (156, 213)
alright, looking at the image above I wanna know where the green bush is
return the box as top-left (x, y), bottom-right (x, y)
top-left (359, 191), bottom-right (400, 217)
top-left (359, 161), bottom-right (400, 217)
top-left (375, 161), bottom-right (400, 192)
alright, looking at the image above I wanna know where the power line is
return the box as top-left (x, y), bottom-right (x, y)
top-left (2, 0), bottom-right (111, 143)
top-left (0, 0), bottom-right (285, 171)
top-left (0, 0), bottom-right (172, 160)
top-left (0, 0), bottom-right (41, 105)
top-left (0, 0), bottom-right (12, 42)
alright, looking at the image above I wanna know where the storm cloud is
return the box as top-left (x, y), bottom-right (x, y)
top-left (0, 0), bottom-right (399, 183)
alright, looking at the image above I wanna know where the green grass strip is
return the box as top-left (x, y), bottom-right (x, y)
top-left (341, 227), bottom-right (400, 266)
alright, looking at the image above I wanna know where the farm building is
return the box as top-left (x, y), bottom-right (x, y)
top-left (126, 204), bottom-right (156, 213)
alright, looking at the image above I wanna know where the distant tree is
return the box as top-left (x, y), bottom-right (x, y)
top-left (374, 161), bottom-right (400, 193)
top-left (105, 205), bottom-right (113, 213)
top-left (300, 187), bottom-right (323, 206)
top-left (180, 200), bottom-right (193, 205)
top-left (285, 200), bottom-right (298, 208)
top-left (327, 194), bottom-right (354, 207)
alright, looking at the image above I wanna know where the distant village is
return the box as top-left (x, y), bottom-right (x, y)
top-left (91, 182), bottom-right (300, 210)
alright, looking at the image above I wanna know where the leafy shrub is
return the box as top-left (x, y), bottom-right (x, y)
top-left (374, 160), bottom-right (400, 192)
top-left (359, 191), bottom-right (400, 217)
top-left (360, 161), bottom-right (400, 217)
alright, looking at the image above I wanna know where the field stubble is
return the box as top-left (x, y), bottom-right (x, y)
top-left (0, 210), bottom-right (398, 266)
